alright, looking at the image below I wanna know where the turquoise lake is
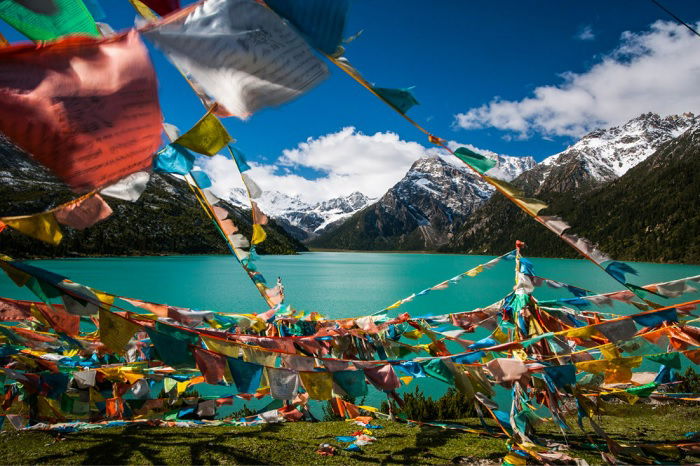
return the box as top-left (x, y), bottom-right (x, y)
top-left (1, 253), bottom-right (698, 415)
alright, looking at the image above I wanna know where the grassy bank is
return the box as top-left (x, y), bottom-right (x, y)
top-left (0, 404), bottom-right (698, 465)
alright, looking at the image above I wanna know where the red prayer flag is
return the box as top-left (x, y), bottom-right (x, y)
top-left (193, 346), bottom-right (227, 385)
top-left (0, 30), bottom-right (162, 192)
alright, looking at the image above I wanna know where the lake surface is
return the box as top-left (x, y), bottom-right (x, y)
top-left (1, 253), bottom-right (698, 415)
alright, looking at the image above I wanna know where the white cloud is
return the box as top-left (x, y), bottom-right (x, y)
top-left (576, 25), bottom-right (595, 41)
top-left (454, 20), bottom-right (700, 138)
top-left (200, 127), bottom-right (427, 204)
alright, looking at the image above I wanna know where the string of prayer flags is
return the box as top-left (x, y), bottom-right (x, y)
top-left (372, 87), bottom-right (420, 114)
top-left (143, 0), bottom-right (328, 118)
top-left (454, 147), bottom-right (497, 175)
top-left (154, 144), bottom-right (196, 175)
top-left (174, 110), bottom-right (231, 156)
top-left (0, 30), bottom-right (163, 192)
top-left (264, 0), bottom-right (350, 54)
top-left (0, 0), bottom-right (99, 41)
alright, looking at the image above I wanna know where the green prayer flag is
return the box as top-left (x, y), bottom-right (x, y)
top-left (625, 382), bottom-right (657, 397)
top-left (420, 359), bottom-right (455, 385)
top-left (0, 0), bottom-right (99, 41)
top-left (454, 147), bottom-right (496, 174)
top-left (646, 352), bottom-right (682, 370)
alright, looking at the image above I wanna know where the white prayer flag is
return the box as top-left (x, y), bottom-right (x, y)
top-left (144, 0), bottom-right (328, 118)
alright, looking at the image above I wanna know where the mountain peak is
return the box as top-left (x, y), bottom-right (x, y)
top-left (535, 112), bottom-right (696, 192)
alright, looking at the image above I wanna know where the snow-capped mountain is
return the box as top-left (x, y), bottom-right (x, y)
top-left (520, 112), bottom-right (696, 194)
top-left (309, 154), bottom-right (535, 250)
top-left (226, 189), bottom-right (375, 241)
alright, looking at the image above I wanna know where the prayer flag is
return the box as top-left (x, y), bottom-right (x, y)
top-left (100, 172), bottom-right (151, 202)
top-left (373, 87), bottom-right (419, 114)
top-left (332, 371), bottom-right (367, 398)
top-left (0, 0), bottom-right (99, 41)
top-left (251, 224), bottom-right (267, 245)
top-left (251, 202), bottom-right (268, 225)
top-left (175, 110), bottom-right (231, 156)
top-left (299, 371), bottom-right (333, 400)
top-left (0, 31), bottom-right (162, 192)
top-left (227, 357), bottom-right (263, 394)
top-left (647, 352), bottom-right (682, 370)
top-left (228, 145), bottom-right (251, 172)
top-left (364, 364), bottom-right (400, 391)
top-left (265, 0), bottom-right (349, 54)
top-left (99, 308), bottom-right (140, 354)
top-left (2, 212), bottom-right (63, 245)
top-left (54, 194), bottom-right (112, 230)
top-left (632, 308), bottom-right (678, 327)
top-left (154, 144), bottom-right (195, 175)
top-left (143, 0), bottom-right (328, 118)
top-left (267, 367), bottom-right (299, 400)
top-left (454, 147), bottom-right (496, 174)
top-left (146, 327), bottom-right (196, 367)
top-left (190, 170), bottom-right (212, 189)
top-left (193, 346), bottom-right (227, 385)
top-left (0, 298), bottom-right (32, 321)
top-left (420, 359), bottom-right (455, 385)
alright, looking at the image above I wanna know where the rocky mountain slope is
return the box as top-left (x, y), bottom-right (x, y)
top-left (308, 155), bottom-right (534, 250)
top-left (445, 119), bottom-right (700, 263)
top-left (226, 189), bottom-right (375, 242)
top-left (0, 136), bottom-right (306, 258)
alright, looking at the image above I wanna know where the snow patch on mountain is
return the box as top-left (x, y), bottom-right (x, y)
top-left (225, 189), bottom-right (376, 241)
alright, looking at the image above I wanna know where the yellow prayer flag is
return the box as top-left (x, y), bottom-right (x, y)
top-left (466, 265), bottom-right (484, 277)
top-left (176, 380), bottom-right (190, 395)
top-left (299, 371), bottom-right (333, 400)
top-left (492, 326), bottom-right (509, 343)
top-left (484, 176), bottom-right (523, 198)
top-left (98, 308), bottom-right (140, 354)
top-left (201, 336), bottom-right (240, 357)
top-left (385, 300), bottom-right (403, 310)
top-left (399, 376), bottom-right (413, 385)
top-left (357, 405), bottom-right (378, 413)
top-left (93, 290), bottom-right (115, 310)
top-left (563, 325), bottom-right (599, 339)
top-left (2, 212), bottom-right (63, 245)
top-left (403, 329), bottom-right (423, 339)
top-left (175, 110), bottom-right (231, 156)
top-left (251, 224), bottom-right (267, 245)
top-left (517, 197), bottom-right (548, 216)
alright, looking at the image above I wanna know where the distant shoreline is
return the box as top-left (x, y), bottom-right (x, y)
top-left (15, 250), bottom-right (698, 266)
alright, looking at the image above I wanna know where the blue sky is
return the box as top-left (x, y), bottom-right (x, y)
top-left (1, 0), bottom-right (698, 202)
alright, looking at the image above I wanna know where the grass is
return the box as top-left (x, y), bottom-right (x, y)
top-left (0, 404), bottom-right (697, 465)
